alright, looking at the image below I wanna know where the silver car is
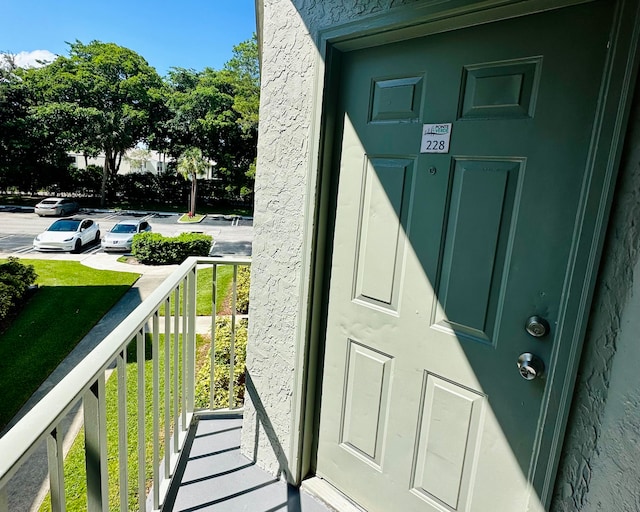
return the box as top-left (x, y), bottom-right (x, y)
top-left (34, 197), bottom-right (79, 217)
top-left (33, 218), bottom-right (101, 253)
top-left (101, 219), bottom-right (152, 252)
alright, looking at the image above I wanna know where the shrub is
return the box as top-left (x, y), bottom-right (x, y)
top-left (0, 283), bottom-right (14, 322)
top-left (131, 232), bottom-right (213, 265)
top-left (195, 318), bottom-right (247, 409)
top-left (113, 171), bottom-right (189, 207)
top-left (0, 257), bottom-right (37, 321)
top-left (71, 165), bottom-right (103, 197)
top-left (236, 266), bottom-right (250, 314)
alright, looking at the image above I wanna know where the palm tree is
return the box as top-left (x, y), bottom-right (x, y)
top-left (177, 147), bottom-right (209, 215)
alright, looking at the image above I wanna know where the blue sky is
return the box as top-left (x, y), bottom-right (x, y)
top-left (0, 0), bottom-right (257, 76)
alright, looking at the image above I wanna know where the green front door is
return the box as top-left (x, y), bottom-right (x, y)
top-left (316, 2), bottom-right (619, 511)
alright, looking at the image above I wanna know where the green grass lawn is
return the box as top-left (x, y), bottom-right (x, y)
top-left (1, 258), bottom-right (239, 510)
top-left (38, 331), bottom-right (202, 512)
top-left (160, 264), bottom-right (234, 316)
top-left (197, 265), bottom-right (234, 314)
top-left (0, 259), bottom-right (140, 430)
top-left (178, 213), bottom-right (206, 223)
top-left (38, 321), bottom-right (244, 511)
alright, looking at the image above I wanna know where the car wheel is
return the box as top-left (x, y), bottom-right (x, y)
top-left (94, 230), bottom-right (101, 243)
top-left (73, 239), bottom-right (82, 254)
top-left (60, 208), bottom-right (66, 216)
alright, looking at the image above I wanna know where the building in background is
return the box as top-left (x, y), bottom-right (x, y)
top-left (69, 149), bottom-right (216, 178)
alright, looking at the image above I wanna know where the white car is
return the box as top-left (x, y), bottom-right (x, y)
top-left (101, 219), bottom-right (152, 252)
top-left (34, 197), bottom-right (79, 217)
top-left (33, 218), bottom-right (101, 253)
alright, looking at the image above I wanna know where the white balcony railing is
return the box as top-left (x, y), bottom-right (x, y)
top-left (0, 256), bottom-right (250, 512)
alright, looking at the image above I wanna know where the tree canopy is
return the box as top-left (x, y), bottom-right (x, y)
top-left (23, 40), bottom-right (163, 204)
top-left (152, 36), bottom-right (259, 201)
top-left (0, 56), bottom-right (70, 193)
top-left (0, 35), bottom-right (259, 207)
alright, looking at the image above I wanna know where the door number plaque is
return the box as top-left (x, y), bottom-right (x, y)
top-left (420, 123), bottom-right (452, 153)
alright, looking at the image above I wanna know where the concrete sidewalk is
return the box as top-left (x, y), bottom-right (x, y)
top-left (2, 253), bottom-right (180, 511)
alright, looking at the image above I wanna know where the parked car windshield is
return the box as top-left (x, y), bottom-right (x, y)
top-left (48, 220), bottom-right (81, 231)
top-left (111, 224), bottom-right (137, 234)
top-left (40, 199), bottom-right (59, 205)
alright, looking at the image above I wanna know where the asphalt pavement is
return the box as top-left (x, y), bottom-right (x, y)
top-left (0, 206), bottom-right (253, 256)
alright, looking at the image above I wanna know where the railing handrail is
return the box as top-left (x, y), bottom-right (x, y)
top-left (0, 255), bottom-right (250, 489)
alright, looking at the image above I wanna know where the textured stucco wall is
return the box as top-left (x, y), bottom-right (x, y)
top-left (583, 256), bottom-right (640, 511)
top-left (551, 83), bottom-right (640, 511)
top-left (242, 0), bottom-right (416, 478)
top-left (240, 0), bottom-right (316, 479)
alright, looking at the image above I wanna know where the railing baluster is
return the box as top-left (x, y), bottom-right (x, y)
top-left (173, 287), bottom-right (180, 453)
top-left (0, 485), bottom-right (7, 512)
top-left (152, 311), bottom-right (160, 510)
top-left (187, 267), bottom-right (197, 413)
top-left (181, 278), bottom-right (188, 431)
top-left (164, 296), bottom-right (172, 480)
top-left (210, 264), bottom-right (217, 409)
top-left (84, 374), bottom-right (108, 512)
top-left (229, 264), bottom-right (238, 408)
top-left (136, 329), bottom-right (145, 512)
top-left (117, 348), bottom-right (128, 512)
top-left (46, 427), bottom-right (66, 512)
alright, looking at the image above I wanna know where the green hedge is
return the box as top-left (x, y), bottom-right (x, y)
top-left (0, 257), bottom-right (37, 322)
top-left (195, 318), bottom-right (247, 409)
top-left (131, 232), bottom-right (213, 265)
top-left (236, 266), bottom-right (250, 314)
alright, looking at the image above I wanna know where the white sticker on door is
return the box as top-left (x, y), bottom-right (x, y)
top-left (420, 123), bottom-right (452, 153)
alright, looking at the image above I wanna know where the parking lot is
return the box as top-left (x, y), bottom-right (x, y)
top-left (0, 206), bottom-right (253, 256)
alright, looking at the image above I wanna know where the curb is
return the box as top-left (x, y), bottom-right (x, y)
top-left (0, 205), bottom-right (254, 221)
top-left (177, 214), bottom-right (207, 224)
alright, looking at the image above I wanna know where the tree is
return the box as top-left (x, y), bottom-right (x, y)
top-left (223, 35), bottom-right (260, 134)
top-left (177, 147), bottom-right (209, 214)
top-left (26, 41), bottom-right (163, 204)
top-left (151, 36), bottom-right (260, 203)
top-left (0, 52), bottom-right (18, 75)
top-left (0, 56), bottom-right (29, 190)
top-left (218, 35), bottom-right (260, 200)
top-left (0, 54), bottom-right (70, 193)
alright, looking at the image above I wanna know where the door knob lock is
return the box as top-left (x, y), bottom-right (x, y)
top-left (517, 353), bottom-right (545, 381)
top-left (525, 316), bottom-right (550, 338)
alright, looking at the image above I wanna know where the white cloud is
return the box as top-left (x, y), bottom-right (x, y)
top-left (13, 50), bottom-right (57, 68)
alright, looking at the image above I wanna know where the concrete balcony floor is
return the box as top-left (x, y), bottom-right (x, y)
top-left (164, 414), bottom-right (334, 512)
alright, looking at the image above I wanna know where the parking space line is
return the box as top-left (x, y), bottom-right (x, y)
top-left (80, 244), bottom-right (102, 255)
top-left (14, 246), bottom-right (35, 254)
